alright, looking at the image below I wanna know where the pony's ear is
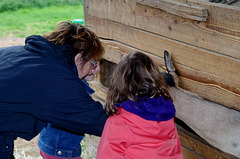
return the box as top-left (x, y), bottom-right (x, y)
top-left (164, 50), bottom-right (175, 73)
top-left (163, 50), bottom-right (179, 87)
top-left (161, 72), bottom-right (175, 87)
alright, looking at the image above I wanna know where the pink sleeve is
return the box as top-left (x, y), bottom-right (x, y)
top-left (96, 116), bottom-right (127, 159)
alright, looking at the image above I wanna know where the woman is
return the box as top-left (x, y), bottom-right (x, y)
top-left (38, 61), bottom-right (101, 159)
top-left (0, 21), bottom-right (107, 159)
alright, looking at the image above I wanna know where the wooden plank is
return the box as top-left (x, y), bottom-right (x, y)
top-left (133, 0), bottom-right (208, 21)
top-left (178, 76), bottom-right (240, 110)
top-left (178, 0), bottom-right (240, 31)
top-left (102, 41), bottom-right (129, 64)
top-left (84, 0), bottom-right (240, 59)
top-left (101, 40), bottom-right (166, 70)
top-left (85, 15), bottom-right (240, 83)
top-left (177, 126), bottom-right (238, 159)
top-left (100, 40), bottom-right (240, 111)
top-left (181, 147), bottom-right (203, 159)
top-left (92, 95), bottom-right (105, 105)
top-left (89, 81), bottom-right (107, 101)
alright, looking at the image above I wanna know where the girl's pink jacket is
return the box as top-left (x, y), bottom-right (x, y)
top-left (97, 107), bottom-right (184, 159)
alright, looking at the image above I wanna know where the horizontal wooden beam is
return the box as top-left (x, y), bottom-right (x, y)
top-left (133, 0), bottom-right (208, 21)
top-left (85, 15), bottom-right (240, 83)
top-left (177, 126), bottom-right (238, 159)
top-left (91, 15), bottom-right (240, 83)
top-left (100, 39), bottom-right (240, 111)
top-left (180, 0), bottom-right (240, 30)
top-left (89, 81), bottom-right (107, 101)
top-left (181, 147), bottom-right (202, 159)
top-left (84, 0), bottom-right (240, 59)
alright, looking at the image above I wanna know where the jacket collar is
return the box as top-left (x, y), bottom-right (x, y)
top-left (116, 96), bottom-right (175, 121)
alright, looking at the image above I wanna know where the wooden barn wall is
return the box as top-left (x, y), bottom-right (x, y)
top-left (84, 0), bottom-right (240, 111)
top-left (84, 0), bottom-right (240, 158)
top-left (87, 41), bottom-right (238, 159)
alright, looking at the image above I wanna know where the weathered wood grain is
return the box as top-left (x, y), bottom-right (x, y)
top-left (133, 0), bottom-right (208, 21)
top-left (86, 15), bottom-right (240, 83)
top-left (177, 0), bottom-right (240, 30)
top-left (177, 126), bottom-right (238, 159)
top-left (100, 39), bottom-right (240, 111)
top-left (89, 81), bottom-right (107, 101)
top-left (181, 147), bottom-right (203, 159)
top-left (84, 0), bottom-right (240, 59)
top-left (85, 15), bottom-right (240, 83)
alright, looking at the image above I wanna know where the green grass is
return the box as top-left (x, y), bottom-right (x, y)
top-left (0, 0), bottom-right (83, 12)
top-left (0, 4), bottom-right (84, 37)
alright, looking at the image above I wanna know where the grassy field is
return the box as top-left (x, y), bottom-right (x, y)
top-left (0, 2), bottom-right (84, 37)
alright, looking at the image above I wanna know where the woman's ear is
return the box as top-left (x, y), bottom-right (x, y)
top-left (74, 52), bottom-right (91, 79)
top-left (74, 53), bottom-right (83, 64)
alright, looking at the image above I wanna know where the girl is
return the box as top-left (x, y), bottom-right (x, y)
top-left (97, 51), bottom-right (184, 159)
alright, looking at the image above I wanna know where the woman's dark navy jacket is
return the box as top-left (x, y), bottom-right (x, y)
top-left (0, 35), bottom-right (108, 157)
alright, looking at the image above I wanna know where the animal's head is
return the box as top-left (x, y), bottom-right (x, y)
top-left (162, 50), bottom-right (179, 87)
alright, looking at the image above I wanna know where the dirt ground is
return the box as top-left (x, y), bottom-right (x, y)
top-left (0, 37), bottom-right (42, 159)
top-left (0, 37), bottom-right (25, 47)
top-left (14, 136), bottom-right (42, 159)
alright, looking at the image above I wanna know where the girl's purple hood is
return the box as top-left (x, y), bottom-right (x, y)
top-left (116, 96), bottom-right (175, 121)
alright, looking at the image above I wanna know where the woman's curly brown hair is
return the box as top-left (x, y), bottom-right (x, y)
top-left (43, 21), bottom-right (104, 62)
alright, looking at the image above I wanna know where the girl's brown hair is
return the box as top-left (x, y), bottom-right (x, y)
top-left (105, 51), bottom-right (172, 116)
top-left (43, 21), bottom-right (104, 62)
